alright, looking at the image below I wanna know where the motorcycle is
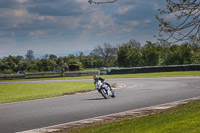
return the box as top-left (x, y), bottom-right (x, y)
top-left (94, 78), bottom-right (116, 99)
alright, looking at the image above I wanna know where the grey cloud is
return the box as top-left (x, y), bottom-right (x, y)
top-left (112, 1), bottom-right (158, 26)
top-left (27, 1), bottom-right (84, 16)
top-left (0, 0), bottom-right (18, 8)
top-left (0, 0), bottom-right (166, 57)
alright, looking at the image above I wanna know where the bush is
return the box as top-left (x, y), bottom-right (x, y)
top-left (3, 69), bottom-right (14, 74)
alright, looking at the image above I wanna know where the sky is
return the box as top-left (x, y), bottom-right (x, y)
top-left (0, 0), bottom-right (167, 58)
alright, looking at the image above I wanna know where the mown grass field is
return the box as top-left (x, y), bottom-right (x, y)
top-left (69, 100), bottom-right (200, 133)
top-left (0, 82), bottom-right (94, 103)
top-left (1, 71), bottom-right (200, 82)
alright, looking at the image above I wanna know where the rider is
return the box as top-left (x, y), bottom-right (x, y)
top-left (94, 75), bottom-right (104, 83)
top-left (94, 75), bottom-right (115, 98)
top-left (94, 75), bottom-right (111, 93)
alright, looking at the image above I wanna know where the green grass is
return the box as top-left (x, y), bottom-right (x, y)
top-left (102, 71), bottom-right (200, 79)
top-left (69, 100), bottom-right (200, 133)
top-left (0, 82), bottom-right (94, 103)
top-left (1, 71), bottom-right (200, 82)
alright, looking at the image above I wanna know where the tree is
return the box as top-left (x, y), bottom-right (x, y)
top-left (190, 41), bottom-right (200, 63)
top-left (127, 40), bottom-right (142, 67)
top-left (77, 53), bottom-right (97, 68)
top-left (4, 55), bottom-right (19, 72)
top-left (141, 42), bottom-right (161, 66)
top-left (49, 54), bottom-right (57, 60)
top-left (42, 54), bottom-right (49, 59)
top-left (117, 44), bottom-right (132, 67)
top-left (0, 60), bottom-right (4, 73)
top-left (117, 40), bottom-right (142, 67)
top-left (56, 57), bottom-right (66, 72)
top-left (91, 43), bottom-right (118, 67)
top-left (36, 59), bottom-right (52, 72)
top-left (180, 42), bottom-right (195, 64)
top-left (129, 39), bottom-right (141, 48)
top-left (156, 0), bottom-right (200, 43)
top-left (25, 50), bottom-right (35, 61)
top-left (19, 60), bottom-right (32, 72)
top-left (164, 44), bottom-right (182, 65)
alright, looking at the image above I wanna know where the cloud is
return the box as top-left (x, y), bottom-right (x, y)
top-left (0, 8), bottom-right (35, 30)
top-left (0, 0), bottom-right (164, 57)
top-left (144, 19), bottom-right (152, 23)
top-left (96, 32), bottom-right (109, 37)
top-left (0, 37), bottom-right (15, 43)
top-left (153, 3), bottom-right (160, 10)
top-left (16, 0), bottom-right (28, 3)
top-left (121, 28), bottom-right (132, 33)
top-left (14, 9), bottom-right (28, 17)
top-left (129, 20), bottom-right (140, 26)
top-left (27, 1), bottom-right (84, 16)
top-left (28, 30), bottom-right (48, 37)
top-left (75, 0), bottom-right (86, 3)
top-left (164, 11), bottom-right (181, 19)
top-left (116, 5), bottom-right (134, 15)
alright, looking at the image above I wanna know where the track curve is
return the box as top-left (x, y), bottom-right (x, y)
top-left (0, 77), bottom-right (200, 133)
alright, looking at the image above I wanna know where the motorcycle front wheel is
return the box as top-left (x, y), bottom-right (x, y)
top-left (100, 88), bottom-right (109, 99)
top-left (105, 82), bottom-right (116, 98)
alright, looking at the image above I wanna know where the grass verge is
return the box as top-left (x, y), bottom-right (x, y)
top-left (0, 82), bottom-right (94, 103)
top-left (0, 71), bottom-right (200, 82)
top-left (68, 100), bottom-right (200, 133)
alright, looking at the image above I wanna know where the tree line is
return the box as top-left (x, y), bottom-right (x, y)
top-left (0, 40), bottom-right (200, 74)
top-left (117, 40), bottom-right (200, 67)
top-left (0, 43), bottom-right (117, 74)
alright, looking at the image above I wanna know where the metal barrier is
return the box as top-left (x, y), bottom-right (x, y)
top-left (107, 64), bottom-right (200, 75)
top-left (0, 74), bottom-right (25, 80)
top-left (64, 70), bottom-right (99, 77)
top-left (0, 70), bottom-right (99, 80)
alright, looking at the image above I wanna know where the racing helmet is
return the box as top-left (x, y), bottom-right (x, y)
top-left (94, 75), bottom-right (98, 80)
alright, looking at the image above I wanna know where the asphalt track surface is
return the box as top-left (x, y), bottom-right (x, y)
top-left (1, 77), bottom-right (200, 133)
